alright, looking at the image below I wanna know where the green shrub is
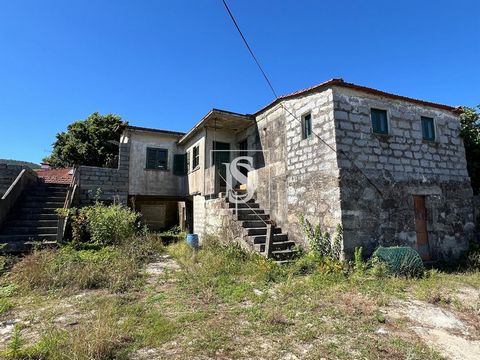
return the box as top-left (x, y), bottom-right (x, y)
top-left (298, 215), bottom-right (342, 259)
top-left (372, 246), bottom-right (424, 278)
top-left (62, 203), bottom-right (141, 247)
top-left (354, 247), bottom-right (367, 274)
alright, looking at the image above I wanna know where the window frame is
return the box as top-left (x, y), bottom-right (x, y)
top-left (370, 108), bottom-right (389, 135)
top-left (192, 145), bottom-right (200, 170)
top-left (302, 112), bottom-right (313, 139)
top-left (146, 147), bottom-right (168, 170)
top-left (421, 116), bottom-right (436, 141)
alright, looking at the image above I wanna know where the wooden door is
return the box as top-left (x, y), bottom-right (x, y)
top-left (413, 195), bottom-right (430, 260)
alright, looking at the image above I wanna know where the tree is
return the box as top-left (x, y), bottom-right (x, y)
top-left (44, 112), bottom-right (127, 168)
top-left (459, 106), bottom-right (480, 194)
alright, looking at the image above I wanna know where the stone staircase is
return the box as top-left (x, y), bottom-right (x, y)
top-left (224, 193), bottom-right (298, 263)
top-left (0, 182), bottom-right (68, 252)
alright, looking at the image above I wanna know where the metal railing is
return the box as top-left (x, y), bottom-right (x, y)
top-left (219, 172), bottom-right (275, 258)
top-left (57, 167), bottom-right (79, 242)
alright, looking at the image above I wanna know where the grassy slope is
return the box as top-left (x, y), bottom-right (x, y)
top-left (0, 237), bottom-right (478, 359)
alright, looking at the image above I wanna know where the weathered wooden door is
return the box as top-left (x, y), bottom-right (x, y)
top-left (413, 195), bottom-right (430, 260)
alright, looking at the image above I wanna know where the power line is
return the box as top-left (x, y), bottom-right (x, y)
top-left (220, 0), bottom-right (383, 196)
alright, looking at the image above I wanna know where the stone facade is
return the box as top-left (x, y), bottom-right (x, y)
top-left (68, 80), bottom-right (475, 261)
top-left (332, 86), bottom-right (474, 259)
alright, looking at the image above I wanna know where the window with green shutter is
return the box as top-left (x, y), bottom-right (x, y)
top-left (302, 113), bottom-right (312, 139)
top-left (371, 108), bottom-right (388, 134)
top-left (173, 154), bottom-right (187, 175)
top-left (421, 116), bottom-right (435, 141)
top-left (192, 145), bottom-right (200, 169)
top-left (146, 147), bottom-right (168, 170)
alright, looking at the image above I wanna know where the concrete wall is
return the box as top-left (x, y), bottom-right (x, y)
top-left (332, 86), bottom-right (474, 260)
top-left (184, 130), bottom-right (206, 195)
top-left (127, 130), bottom-right (185, 197)
top-left (77, 135), bottom-right (130, 205)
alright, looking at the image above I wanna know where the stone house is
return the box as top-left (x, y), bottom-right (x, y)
top-left (45, 79), bottom-right (479, 260)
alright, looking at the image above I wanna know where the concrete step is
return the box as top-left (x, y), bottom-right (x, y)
top-left (231, 208), bottom-right (266, 215)
top-left (246, 227), bottom-right (282, 236)
top-left (12, 207), bottom-right (58, 215)
top-left (241, 220), bottom-right (271, 228)
top-left (255, 240), bottom-right (296, 253)
top-left (228, 202), bottom-right (260, 209)
top-left (21, 201), bottom-right (64, 208)
top-left (0, 234), bottom-right (57, 242)
top-left (0, 240), bottom-right (57, 253)
top-left (270, 249), bottom-right (299, 261)
top-left (237, 213), bottom-right (270, 221)
top-left (251, 233), bottom-right (289, 244)
top-left (25, 195), bottom-right (66, 202)
top-left (7, 213), bottom-right (58, 221)
top-left (1, 226), bottom-right (58, 235)
top-left (5, 220), bottom-right (58, 228)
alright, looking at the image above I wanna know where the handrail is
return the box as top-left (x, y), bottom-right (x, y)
top-left (218, 172), bottom-right (274, 258)
top-left (57, 167), bottom-right (79, 242)
top-left (2, 169), bottom-right (27, 200)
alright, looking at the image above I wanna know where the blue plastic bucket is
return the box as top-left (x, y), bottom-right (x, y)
top-left (186, 233), bottom-right (199, 249)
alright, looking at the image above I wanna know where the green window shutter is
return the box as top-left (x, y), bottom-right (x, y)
top-left (146, 148), bottom-right (157, 169)
top-left (421, 116), bottom-right (435, 141)
top-left (371, 109), bottom-right (388, 134)
top-left (173, 154), bottom-right (187, 175)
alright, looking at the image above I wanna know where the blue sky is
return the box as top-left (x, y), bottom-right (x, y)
top-left (0, 0), bottom-right (479, 163)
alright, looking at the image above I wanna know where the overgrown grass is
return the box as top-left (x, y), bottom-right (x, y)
top-left (0, 234), bottom-right (478, 359)
top-left (10, 233), bottom-right (164, 293)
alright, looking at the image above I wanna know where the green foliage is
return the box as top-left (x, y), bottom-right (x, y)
top-left (373, 246), bottom-right (425, 278)
top-left (43, 112), bottom-right (127, 168)
top-left (4, 326), bottom-right (22, 359)
top-left (354, 247), bottom-right (367, 274)
top-left (298, 215), bottom-right (342, 259)
top-left (460, 105), bottom-right (480, 194)
top-left (63, 202), bottom-right (141, 247)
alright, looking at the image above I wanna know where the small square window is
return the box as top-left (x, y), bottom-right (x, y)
top-left (146, 148), bottom-right (168, 170)
top-left (302, 113), bottom-right (312, 139)
top-left (371, 108), bottom-right (388, 134)
top-left (421, 116), bottom-right (435, 141)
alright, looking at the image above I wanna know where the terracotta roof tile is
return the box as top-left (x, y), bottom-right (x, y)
top-left (34, 168), bottom-right (73, 184)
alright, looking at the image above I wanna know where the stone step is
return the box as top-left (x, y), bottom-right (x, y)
top-left (246, 227), bottom-right (282, 236)
top-left (1, 226), bottom-right (58, 235)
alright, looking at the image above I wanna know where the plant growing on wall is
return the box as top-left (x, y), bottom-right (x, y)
top-left (298, 215), bottom-right (342, 260)
top-left (460, 105), bottom-right (480, 194)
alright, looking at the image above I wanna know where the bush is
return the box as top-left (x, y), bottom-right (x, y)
top-left (298, 215), bottom-right (342, 259)
top-left (372, 246), bottom-right (424, 278)
top-left (61, 203), bottom-right (141, 247)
